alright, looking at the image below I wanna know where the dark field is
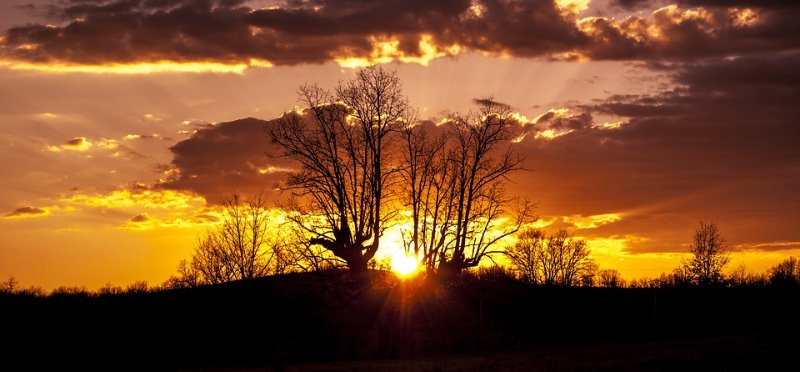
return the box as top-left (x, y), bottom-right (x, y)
top-left (2, 270), bottom-right (797, 370)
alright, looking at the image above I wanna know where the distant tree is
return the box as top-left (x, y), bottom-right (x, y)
top-left (727, 263), bottom-right (767, 287)
top-left (598, 269), bottom-right (625, 288)
top-left (1, 276), bottom-right (19, 294)
top-left (401, 98), bottom-right (533, 276)
top-left (580, 261), bottom-right (599, 287)
top-left (50, 286), bottom-right (90, 297)
top-left (97, 282), bottom-right (124, 296)
top-left (505, 228), bottom-right (546, 283)
top-left (505, 229), bottom-right (595, 286)
top-left (682, 221), bottom-right (730, 286)
top-left (125, 281), bottom-right (149, 294)
top-left (539, 229), bottom-right (594, 286)
top-left (768, 256), bottom-right (800, 287)
top-left (269, 66), bottom-right (407, 273)
top-left (168, 192), bottom-right (284, 287)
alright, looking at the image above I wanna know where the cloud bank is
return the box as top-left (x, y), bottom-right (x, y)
top-left (1, 0), bottom-right (798, 71)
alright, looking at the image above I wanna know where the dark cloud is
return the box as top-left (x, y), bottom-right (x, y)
top-left (3, 0), bottom-right (796, 66)
top-left (65, 137), bottom-right (86, 146)
top-left (541, 111), bottom-right (592, 131)
top-left (510, 53), bottom-right (800, 253)
top-left (0, 0), bottom-right (579, 65)
top-left (4, 206), bottom-right (48, 218)
top-left (578, 5), bottom-right (800, 61)
top-left (610, 0), bottom-right (654, 10)
top-left (129, 213), bottom-right (150, 223)
top-left (677, 1), bottom-right (800, 9)
top-left (160, 117), bottom-right (293, 203)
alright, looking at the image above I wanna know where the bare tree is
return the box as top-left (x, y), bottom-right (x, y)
top-left (539, 229), bottom-right (594, 286)
top-left (399, 122), bottom-right (453, 272)
top-left (504, 228), bottom-right (546, 283)
top-left (505, 229), bottom-right (595, 286)
top-left (598, 269), bottom-right (625, 288)
top-left (269, 66), bottom-right (407, 273)
top-left (728, 263), bottom-right (767, 287)
top-left (768, 256), bottom-right (800, 286)
top-left (400, 98), bottom-right (532, 276)
top-left (682, 220), bottom-right (730, 286)
top-left (167, 192), bottom-right (283, 287)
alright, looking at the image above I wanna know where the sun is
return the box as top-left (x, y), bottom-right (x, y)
top-left (390, 251), bottom-right (421, 278)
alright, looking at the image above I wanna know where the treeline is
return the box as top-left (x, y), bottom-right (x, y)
top-left (3, 256), bottom-right (799, 298)
top-left (503, 221), bottom-right (800, 289)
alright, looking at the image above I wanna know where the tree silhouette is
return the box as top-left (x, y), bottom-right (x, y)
top-left (269, 66), bottom-right (407, 273)
top-left (539, 229), bottom-right (594, 286)
top-left (1, 276), bottom-right (19, 294)
top-left (682, 221), bottom-right (730, 286)
top-left (167, 192), bottom-right (284, 287)
top-left (504, 228), bottom-right (545, 283)
top-left (768, 256), bottom-right (800, 287)
top-left (598, 269), bottom-right (625, 288)
top-left (505, 229), bottom-right (595, 286)
top-left (401, 98), bottom-right (532, 275)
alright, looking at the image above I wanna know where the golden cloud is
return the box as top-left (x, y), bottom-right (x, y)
top-left (563, 213), bottom-right (622, 229)
top-left (0, 59), bottom-right (272, 75)
top-left (63, 189), bottom-right (206, 210)
top-left (334, 34), bottom-right (461, 69)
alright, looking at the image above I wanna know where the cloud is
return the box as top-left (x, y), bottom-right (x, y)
top-left (3, 206), bottom-right (49, 218)
top-left (121, 213), bottom-right (154, 230)
top-left (563, 213), bottom-right (623, 229)
top-left (161, 117), bottom-right (293, 203)
top-left (63, 187), bottom-right (206, 210)
top-left (571, 4), bottom-right (800, 61)
top-left (734, 241), bottom-right (800, 252)
top-left (48, 136), bottom-right (93, 152)
top-left (507, 52), bottom-right (800, 253)
top-left (123, 133), bottom-right (171, 141)
top-left (46, 135), bottom-right (150, 159)
top-left (129, 213), bottom-right (151, 223)
top-left (3, 0), bottom-right (795, 71)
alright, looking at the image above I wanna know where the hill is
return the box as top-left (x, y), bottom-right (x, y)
top-left (1, 270), bottom-right (798, 370)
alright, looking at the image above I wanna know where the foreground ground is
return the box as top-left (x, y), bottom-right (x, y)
top-left (284, 335), bottom-right (792, 372)
top-left (2, 270), bottom-right (798, 370)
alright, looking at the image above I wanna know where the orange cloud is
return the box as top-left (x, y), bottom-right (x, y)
top-left (63, 189), bottom-right (206, 210)
top-left (564, 213), bottom-right (623, 229)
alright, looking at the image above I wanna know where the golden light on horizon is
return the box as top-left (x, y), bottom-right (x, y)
top-left (0, 59), bottom-right (274, 74)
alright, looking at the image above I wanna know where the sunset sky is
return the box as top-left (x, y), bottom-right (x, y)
top-left (1, 0), bottom-right (798, 289)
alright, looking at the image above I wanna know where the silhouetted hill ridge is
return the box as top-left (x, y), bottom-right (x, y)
top-left (1, 270), bottom-right (798, 370)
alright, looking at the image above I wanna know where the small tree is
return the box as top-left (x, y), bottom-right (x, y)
top-left (682, 221), bottom-right (730, 286)
top-left (168, 192), bottom-right (284, 287)
top-left (1, 276), bottom-right (19, 294)
top-left (598, 269), bottom-right (625, 288)
top-left (506, 229), bottom-right (595, 286)
top-left (539, 229), bottom-right (594, 286)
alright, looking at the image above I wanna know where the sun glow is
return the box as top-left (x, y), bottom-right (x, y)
top-left (389, 251), bottom-right (421, 278)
